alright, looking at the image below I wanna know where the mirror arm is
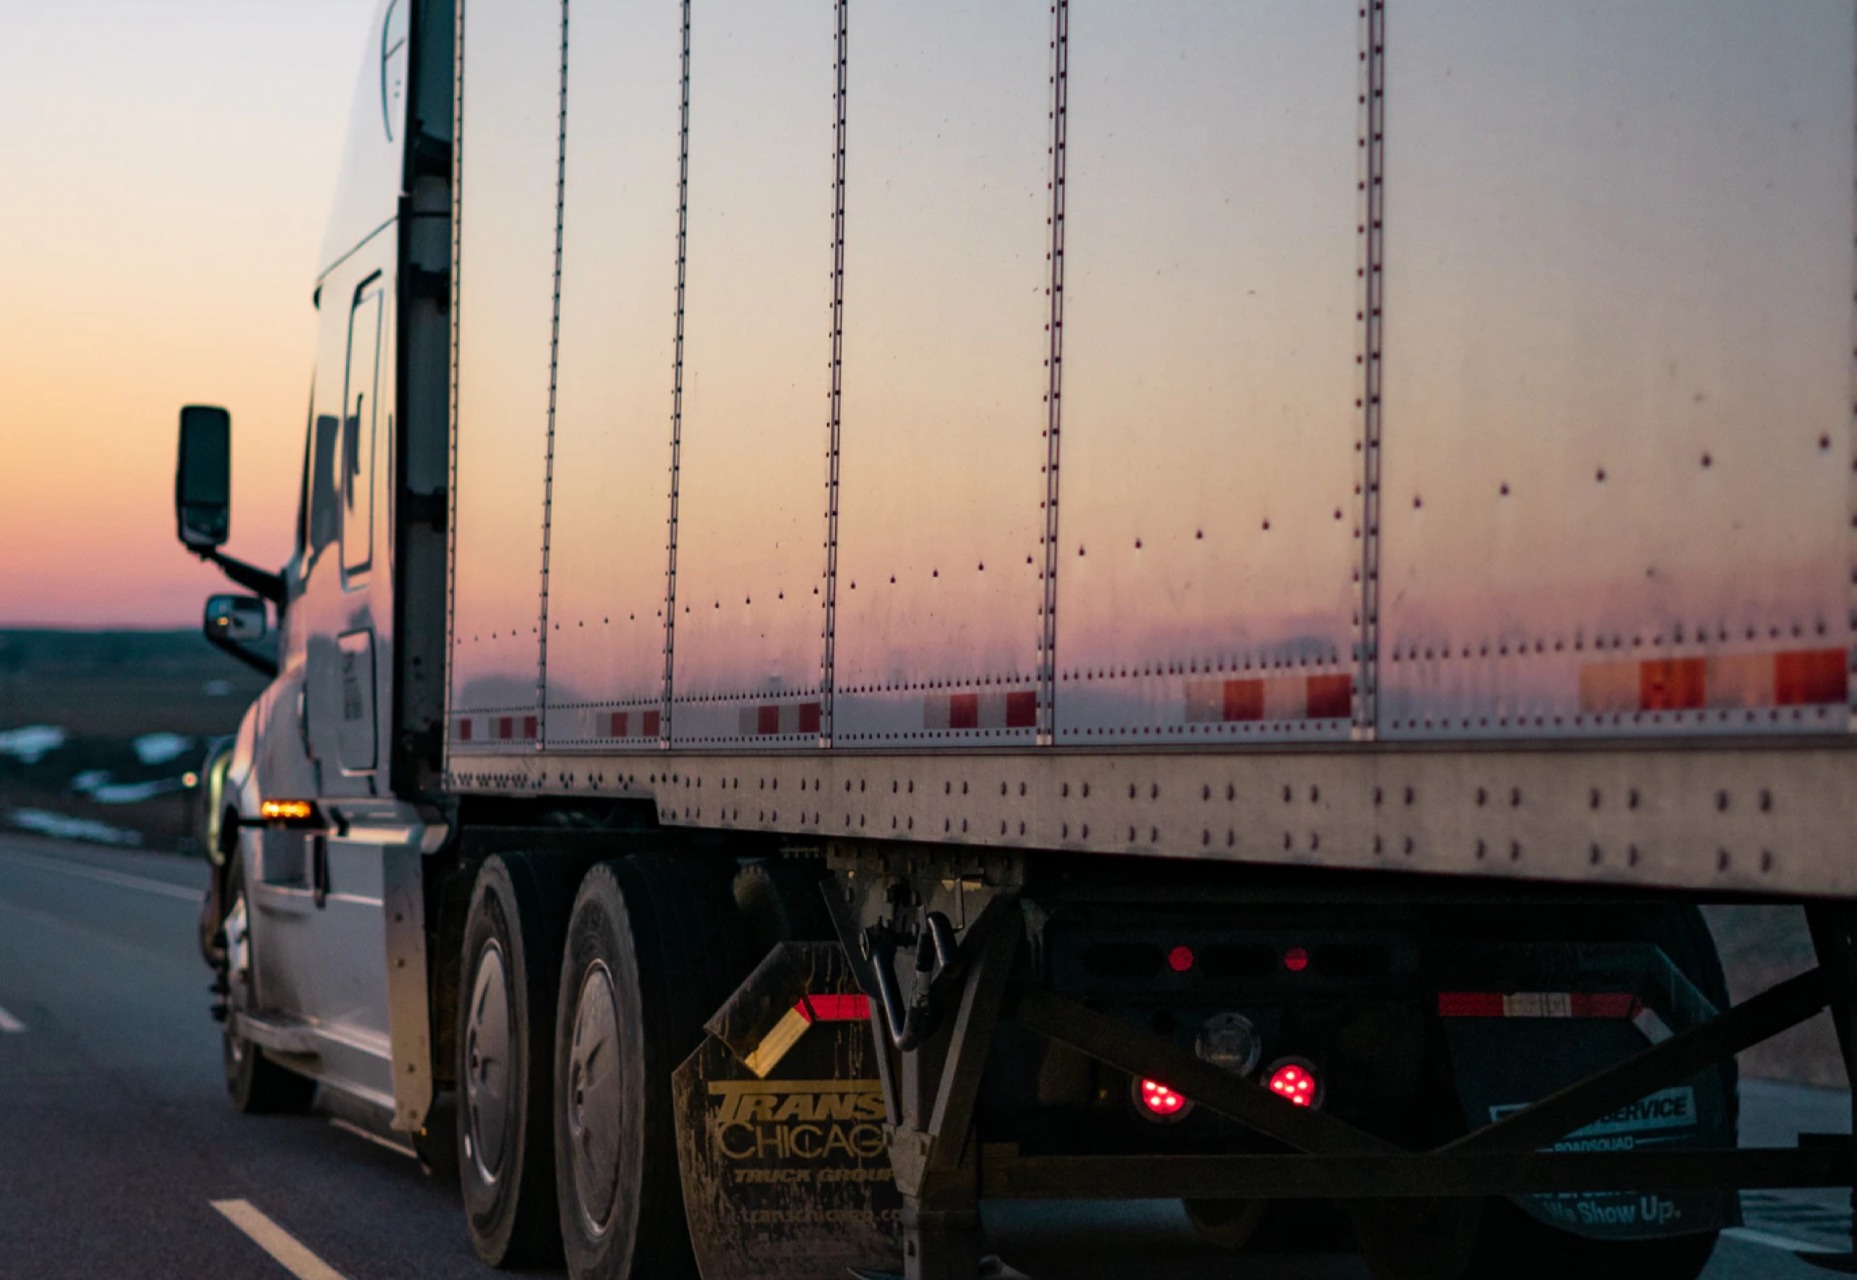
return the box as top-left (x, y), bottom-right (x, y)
top-left (204, 629), bottom-right (279, 679)
top-left (193, 548), bottom-right (286, 608)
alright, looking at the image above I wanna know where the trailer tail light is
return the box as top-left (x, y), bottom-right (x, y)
top-left (1266, 1059), bottom-right (1322, 1108)
top-left (1134, 1078), bottom-right (1193, 1122)
top-left (1167, 945), bottom-right (1196, 973)
top-left (1281, 945), bottom-right (1310, 973)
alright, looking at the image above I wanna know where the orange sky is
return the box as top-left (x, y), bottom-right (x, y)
top-left (0, 0), bottom-right (376, 627)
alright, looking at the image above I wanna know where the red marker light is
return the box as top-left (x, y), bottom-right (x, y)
top-left (1282, 945), bottom-right (1310, 973)
top-left (1266, 1059), bottom-right (1321, 1109)
top-left (1134, 1077), bottom-right (1194, 1122)
top-left (1167, 945), bottom-right (1196, 973)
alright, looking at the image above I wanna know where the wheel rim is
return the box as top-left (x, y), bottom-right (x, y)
top-left (464, 940), bottom-right (512, 1185)
top-left (567, 959), bottom-right (623, 1237)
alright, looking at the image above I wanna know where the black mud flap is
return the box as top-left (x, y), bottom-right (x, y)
top-left (674, 942), bottom-right (902, 1280)
top-left (1444, 943), bottom-right (1740, 1241)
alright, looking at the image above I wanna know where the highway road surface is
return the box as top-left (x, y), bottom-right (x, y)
top-left (0, 831), bottom-right (1849, 1280)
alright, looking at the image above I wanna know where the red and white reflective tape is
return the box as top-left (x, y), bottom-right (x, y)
top-left (743, 992), bottom-right (871, 1078)
top-left (454, 714), bottom-right (538, 743)
top-left (1184, 674), bottom-right (1352, 724)
top-left (1579, 647), bottom-right (1845, 715)
top-left (1437, 991), bottom-right (1672, 1043)
top-left (1438, 991), bottom-right (1636, 1019)
top-left (922, 690), bottom-right (1037, 731)
top-left (737, 701), bottom-right (823, 737)
top-left (607, 709), bottom-right (662, 739)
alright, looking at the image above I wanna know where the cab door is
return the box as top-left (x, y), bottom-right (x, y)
top-left (259, 256), bottom-right (401, 1111)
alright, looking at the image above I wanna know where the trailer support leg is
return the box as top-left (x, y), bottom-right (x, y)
top-left (887, 914), bottom-right (1019, 1280)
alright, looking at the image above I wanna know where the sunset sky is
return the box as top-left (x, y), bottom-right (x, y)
top-left (0, 0), bottom-right (376, 627)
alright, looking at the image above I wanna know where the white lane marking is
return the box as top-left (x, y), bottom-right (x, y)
top-left (211, 1199), bottom-right (350, 1280)
top-left (0, 1004), bottom-right (23, 1033)
top-left (0, 849), bottom-right (199, 901)
top-left (328, 1117), bottom-right (416, 1158)
top-left (1725, 1226), bottom-right (1842, 1255)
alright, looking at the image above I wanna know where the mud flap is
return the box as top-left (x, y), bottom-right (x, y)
top-left (674, 942), bottom-right (903, 1280)
top-left (1444, 944), bottom-right (1740, 1240)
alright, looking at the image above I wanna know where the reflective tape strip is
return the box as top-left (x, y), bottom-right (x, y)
top-left (743, 994), bottom-right (871, 1078)
top-left (1437, 992), bottom-right (1641, 1019)
top-left (1633, 1005), bottom-right (1674, 1044)
top-left (801, 993), bottom-right (869, 1022)
top-left (608, 710), bottom-right (662, 738)
top-left (491, 715), bottom-right (538, 741)
top-left (743, 1006), bottom-right (812, 1079)
top-left (1185, 675), bottom-right (1352, 724)
top-left (1579, 647), bottom-right (1846, 714)
top-left (922, 690), bottom-right (1037, 731)
top-left (737, 701), bottom-right (824, 737)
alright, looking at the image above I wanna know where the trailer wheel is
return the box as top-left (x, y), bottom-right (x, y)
top-left (457, 854), bottom-right (576, 1269)
top-left (221, 858), bottom-right (317, 1115)
top-left (554, 856), bottom-right (749, 1280)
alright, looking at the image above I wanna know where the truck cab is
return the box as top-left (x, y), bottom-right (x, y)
top-left (173, 0), bottom-right (452, 1132)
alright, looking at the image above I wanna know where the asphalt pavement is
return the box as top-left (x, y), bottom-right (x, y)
top-left (0, 831), bottom-right (1847, 1280)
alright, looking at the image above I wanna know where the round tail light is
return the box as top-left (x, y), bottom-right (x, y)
top-left (1132, 1077), bottom-right (1194, 1123)
top-left (1265, 1058), bottom-right (1323, 1109)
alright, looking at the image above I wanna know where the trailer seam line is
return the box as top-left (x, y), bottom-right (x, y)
top-left (821, 0), bottom-right (848, 748)
top-left (535, 0), bottom-right (571, 749)
top-left (1036, 0), bottom-right (1068, 746)
top-left (662, 0), bottom-right (692, 750)
top-left (1354, 0), bottom-right (1386, 743)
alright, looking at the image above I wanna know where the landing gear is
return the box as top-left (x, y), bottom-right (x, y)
top-left (457, 853), bottom-right (575, 1268)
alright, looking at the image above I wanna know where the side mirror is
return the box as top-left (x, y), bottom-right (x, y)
top-left (205, 594), bottom-right (268, 643)
top-left (176, 405), bottom-right (232, 549)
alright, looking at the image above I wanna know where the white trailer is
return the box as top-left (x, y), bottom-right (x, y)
top-left (174, 1), bottom-right (1857, 1277)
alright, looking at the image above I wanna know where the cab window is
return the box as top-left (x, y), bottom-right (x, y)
top-left (341, 280), bottom-right (384, 577)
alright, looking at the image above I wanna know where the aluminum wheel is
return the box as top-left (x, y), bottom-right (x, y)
top-left (566, 959), bottom-right (623, 1237)
top-left (464, 940), bottom-right (512, 1185)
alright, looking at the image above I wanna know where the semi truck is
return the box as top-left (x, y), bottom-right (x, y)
top-left (172, 1), bottom-right (1857, 1276)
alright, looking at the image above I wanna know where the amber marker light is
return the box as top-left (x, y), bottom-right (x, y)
top-left (260, 800), bottom-right (317, 824)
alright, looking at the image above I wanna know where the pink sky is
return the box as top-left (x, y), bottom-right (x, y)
top-left (0, 0), bottom-right (375, 627)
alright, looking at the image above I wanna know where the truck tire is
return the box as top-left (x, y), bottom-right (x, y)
top-left (554, 855), bottom-right (750, 1280)
top-left (457, 853), bottom-right (577, 1269)
top-left (221, 858), bottom-right (317, 1115)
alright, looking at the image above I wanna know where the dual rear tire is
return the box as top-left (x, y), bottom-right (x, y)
top-left (455, 852), bottom-right (748, 1278)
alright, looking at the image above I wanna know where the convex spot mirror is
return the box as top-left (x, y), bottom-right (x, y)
top-left (176, 405), bottom-right (232, 549)
top-left (205, 594), bottom-right (267, 644)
